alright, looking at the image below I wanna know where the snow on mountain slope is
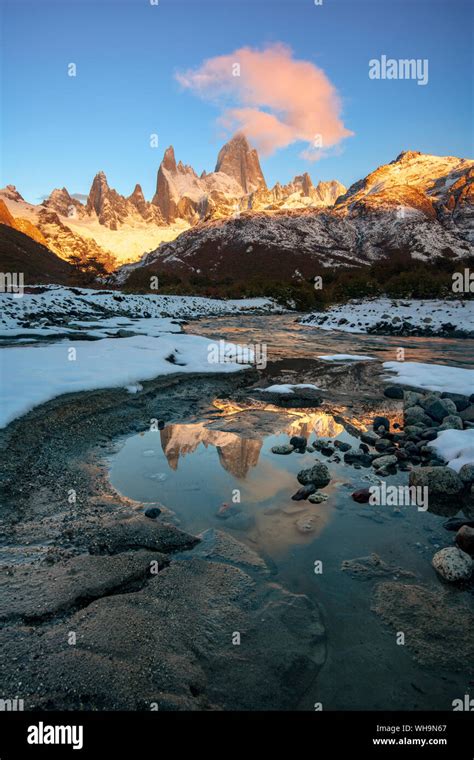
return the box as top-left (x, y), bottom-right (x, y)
top-left (0, 134), bottom-right (345, 268)
top-left (117, 150), bottom-right (473, 285)
top-left (335, 151), bottom-right (474, 242)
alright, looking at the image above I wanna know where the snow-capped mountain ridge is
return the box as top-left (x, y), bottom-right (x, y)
top-left (0, 134), bottom-right (345, 266)
top-left (116, 149), bottom-right (473, 285)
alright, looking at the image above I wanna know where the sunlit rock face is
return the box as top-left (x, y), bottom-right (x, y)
top-left (127, 150), bottom-right (473, 284)
top-left (215, 133), bottom-right (267, 194)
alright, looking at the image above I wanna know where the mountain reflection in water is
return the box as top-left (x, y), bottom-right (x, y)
top-left (157, 409), bottom-right (346, 479)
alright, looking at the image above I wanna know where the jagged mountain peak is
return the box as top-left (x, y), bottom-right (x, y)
top-left (129, 183), bottom-right (145, 200)
top-left (162, 146), bottom-right (177, 172)
top-left (394, 150), bottom-right (423, 163)
top-left (3, 185), bottom-right (24, 202)
top-left (215, 132), bottom-right (267, 193)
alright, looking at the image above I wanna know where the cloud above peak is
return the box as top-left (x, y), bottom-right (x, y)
top-left (176, 43), bottom-right (353, 160)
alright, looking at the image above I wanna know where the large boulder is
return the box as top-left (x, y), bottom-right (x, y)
top-left (439, 415), bottom-right (463, 431)
top-left (432, 546), bottom-right (473, 582)
top-left (460, 405), bottom-right (474, 423)
top-left (297, 461), bottom-right (331, 488)
top-left (459, 464), bottom-right (474, 484)
top-left (456, 525), bottom-right (474, 555)
top-left (372, 454), bottom-right (398, 469)
top-left (404, 391), bottom-right (424, 408)
top-left (440, 392), bottom-right (471, 412)
top-left (404, 405), bottom-right (433, 427)
top-left (0, 540), bottom-right (327, 710)
top-left (420, 395), bottom-right (457, 422)
top-left (409, 467), bottom-right (465, 514)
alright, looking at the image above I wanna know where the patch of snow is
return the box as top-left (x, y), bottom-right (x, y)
top-left (0, 334), bottom-right (251, 428)
top-left (256, 383), bottom-right (320, 395)
top-left (0, 286), bottom-right (278, 340)
top-left (301, 298), bottom-right (474, 335)
top-left (429, 429), bottom-right (474, 471)
top-left (382, 361), bottom-right (474, 396)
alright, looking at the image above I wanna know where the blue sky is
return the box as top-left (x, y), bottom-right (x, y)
top-left (1, 0), bottom-right (472, 203)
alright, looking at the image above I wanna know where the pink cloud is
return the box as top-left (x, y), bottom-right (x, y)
top-left (176, 43), bottom-right (353, 159)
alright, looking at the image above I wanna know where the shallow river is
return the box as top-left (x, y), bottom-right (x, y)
top-left (110, 315), bottom-right (472, 710)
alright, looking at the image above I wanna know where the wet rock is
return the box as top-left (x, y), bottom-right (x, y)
top-left (395, 449), bottom-right (408, 461)
top-left (342, 553), bottom-right (414, 580)
top-left (456, 525), bottom-right (474, 555)
top-left (80, 514), bottom-right (198, 555)
top-left (292, 484), bottom-right (317, 501)
top-left (404, 391), bottom-right (424, 408)
top-left (271, 444), bottom-right (294, 455)
top-left (351, 488), bottom-right (371, 503)
top-left (421, 395), bottom-right (457, 422)
top-left (0, 552), bottom-right (161, 621)
top-left (308, 492), bottom-right (328, 504)
top-left (383, 385), bottom-right (404, 400)
top-left (392, 432), bottom-right (406, 443)
top-left (403, 441), bottom-right (419, 456)
top-left (404, 405), bottom-right (433, 428)
top-left (359, 443), bottom-right (370, 453)
top-left (321, 445), bottom-right (335, 456)
top-left (439, 415), bottom-right (463, 431)
top-left (374, 438), bottom-right (392, 452)
top-left (192, 529), bottom-right (267, 572)
top-left (459, 464), bottom-right (474, 484)
top-left (421, 429), bottom-right (438, 441)
top-left (440, 392), bottom-right (470, 412)
top-left (404, 425), bottom-right (424, 439)
top-left (372, 582), bottom-right (474, 669)
top-left (372, 454), bottom-right (398, 469)
top-left (460, 405), bottom-right (474, 423)
top-left (289, 435), bottom-right (307, 449)
top-left (334, 440), bottom-right (352, 452)
top-left (1, 554), bottom-right (325, 710)
top-left (373, 415), bottom-right (390, 432)
top-left (144, 507), bottom-right (162, 520)
top-left (360, 432), bottom-right (378, 446)
top-left (343, 450), bottom-right (372, 467)
top-left (432, 546), bottom-right (473, 582)
top-left (409, 467), bottom-right (464, 513)
top-left (443, 516), bottom-right (474, 531)
top-left (297, 462), bottom-right (331, 488)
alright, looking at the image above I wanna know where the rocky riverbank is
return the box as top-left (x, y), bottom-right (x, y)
top-left (0, 366), bottom-right (327, 710)
top-left (0, 326), bottom-right (472, 710)
top-left (268, 383), bottom-right (474, 584)
top-left (301, 298), bottom-right (474, 338)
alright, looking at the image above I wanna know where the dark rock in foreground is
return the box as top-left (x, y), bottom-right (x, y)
top-left (297, 462), bottom-right (331, 488)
